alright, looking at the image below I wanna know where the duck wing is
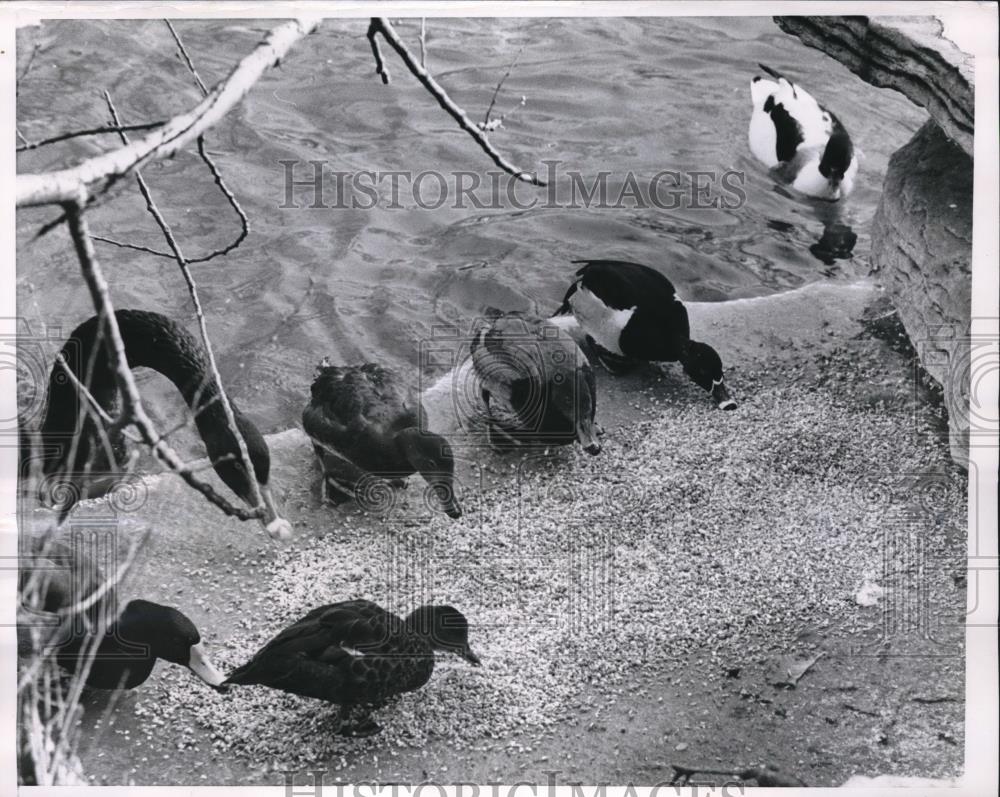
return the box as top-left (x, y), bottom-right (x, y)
top-left (303, 364), bottom-right (416, 447)
top-left (756, 66), bottom-right (833, 156)
top-left (226, 600), bottom-right (431, 703)
top-left (470, 313), bottom-right (552, 402)
top-left (570, 260), bottom-right (678, 307)
top-left (568, 261), bottom-right (691, 361)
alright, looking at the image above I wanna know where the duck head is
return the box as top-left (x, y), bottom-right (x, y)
top-left (818, 127), bottom-right (854, 197)
top-left (680, 341), bottom-right (737, 410)
top-left (552, 367), bottom-right (601, 455)
top-left (202, 408), bottom-right (291, 540)
top-left (395, 429), bottom-right (463, 519)
top-left (406, 605), bottom-right (480, 665)
top-left (526, 355), bottom-right (600, 455)
top-left (117, 599), bottom-right (227, 689)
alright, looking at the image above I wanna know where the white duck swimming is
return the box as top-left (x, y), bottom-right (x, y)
top-left (749, 63), bottom-right (858, 201)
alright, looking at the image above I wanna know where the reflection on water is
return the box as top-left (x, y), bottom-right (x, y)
top-left (16, 17), bottom-right (925, 434)
top-left (810, 222), bottom-right (859, 266)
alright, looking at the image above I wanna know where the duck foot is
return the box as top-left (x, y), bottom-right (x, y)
top-left (322, 478), bottom-right (353, 505)
top-left (338, 716), bottom-right (382, 737)
top-left (487, 424), bottom-right (527, 453)
top-left (589, 341), bottom-right (638, 375)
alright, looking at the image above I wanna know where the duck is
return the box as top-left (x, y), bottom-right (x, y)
top-left (18, 537), bottom-right (226, 691)
top-left (223, 600), bottom-right (480, 736)
top-left (23, 309), bottom-right (290, 539)
top-left (301, 361), bottom-right (462, 519)
top-left (749, 63), bottom-right (858, 201)
top-left (470, 312), bottom-right (601, 454)
top-left (553, 260), bottom-right (737, 410)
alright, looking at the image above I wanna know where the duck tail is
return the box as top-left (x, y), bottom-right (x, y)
top-left (758, 63), bottom-right (782, 80)
top-left (757, 63), bottom-right (796, 97)
top-left (554, 273), bottom-right (585, 316)
top-left (222, 661), bottom-right (256, 686)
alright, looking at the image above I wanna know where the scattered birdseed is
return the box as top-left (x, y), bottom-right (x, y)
top-left (140, 357), bottom-right (964, 771)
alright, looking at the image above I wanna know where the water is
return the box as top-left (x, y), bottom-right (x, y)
top-left (17, 16), bottom-right (926, 436)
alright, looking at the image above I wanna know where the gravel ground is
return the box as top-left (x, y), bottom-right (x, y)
top-left (24, 283), bottom-right (966, 784)
top-left (135, 346), bottom-right (964, 774)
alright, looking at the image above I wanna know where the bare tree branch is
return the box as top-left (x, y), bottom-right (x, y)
top-left (481, 45), bottom-right (526, 131)
top-left (419, 18), bottom-right (427, 68)
top-left (60, 197), bottom-right (266, 523)
top-left (88, 136), bottom-right (250, 264)
top-left (16, 17), bottom-right (322, 208)
top-left (164, 19), bottom-right (209, 96)
top-left (367, 20), bottom-right (391, 84)
top-left (16, 122), bottom-right (167, 153)
top-left (367, 17), bottom-right (545, 186)
top-left (102, 90), bottom-right (270, 522)
top-left (18, 39), bottom-right (43, 83)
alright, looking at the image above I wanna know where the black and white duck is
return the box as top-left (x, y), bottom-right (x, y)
top-left (553, 260), bottom-right (737, 410)
top-left (470, 312), bottom-right (601, 454)
top-left (18, 538), bottom-right (226, 691)
top-left (224, 600), bottom-right (480, 736)
top-left (301, 361), bottom-right (462, 519)
top-left (23, 309), bottom-right (290, 539)
top-left (749, 63), bottom-right (858, 201)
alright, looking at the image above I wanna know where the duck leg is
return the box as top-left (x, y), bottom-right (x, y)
top-left (588, 338), bottom-right (638, 375)
top-left (315, 448), bottom-right (370, 506)
top-left (487, 421), bottom-right (526, 452)
top-left (480, 388), bottom-right (530, 451)
top-left (336, 704), bottom-right (383, 737)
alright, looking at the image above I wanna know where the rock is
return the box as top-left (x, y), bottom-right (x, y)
top-left (871, 120), bottom-right (973, 468)
top-left (773, 16), bottom-right (973, 154)
top-left (855, 577), bottom-right (886, 607)
top-left (773, 16), bottom-right (975, 469)
top-left (768, 652), bottom-right (824, 689)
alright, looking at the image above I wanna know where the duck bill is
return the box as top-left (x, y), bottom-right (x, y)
top-left (711, 381), bottom-right (737, 411)
top-left (576, 421), bottom-right (602, 455)
top-left (187, 642), bottom-right (226, 689)
top-left (434, 482), bottom-right (463, 520)
top-left (258, 484), bottom-right (293, 541)
top-left (459, 646), bottom-right (481, 666)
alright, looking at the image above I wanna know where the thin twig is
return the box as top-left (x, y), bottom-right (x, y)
top-left (419, 18), bottom-right (427, 68)
top-left (17, 17), bottom-right (322, 207)
top-left (191, 136), bottom-right (250, 260)
top-left (102, 91), bottom-right (268, 518)
top-left (50, 353), bottom-right (142, 449)
top-left (481, 45), bottom-right (526, 131)
top-left (88, 22), bottom-right (250, 263)
top-left (61, 196), bottom-right (264, 522)
top-left (17, 531), bottom-right (148, 693)
top-left (17, 128), bottom-right (29, 145)
top-left (164, 20), bottom-right (209, 96)
top-left (18, 39), bottom-right (42, 83)
top-left (15, 122), bottom-right (166, 153)
top-left (366, 20), bottom-right (390, 84)
top-left (367, 18), bottom-right (544, 186)
top-left (89, 138), bottom-right (249, 263)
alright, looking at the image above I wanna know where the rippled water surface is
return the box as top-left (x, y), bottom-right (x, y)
top-left (17, 17), bottom-right (926, 433)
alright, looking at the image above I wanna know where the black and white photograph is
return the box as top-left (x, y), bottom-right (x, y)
top-left (3, 2), bottom-right (998, 794)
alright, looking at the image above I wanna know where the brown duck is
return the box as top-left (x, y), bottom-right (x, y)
top-left (223, 600), bottom-right (480, 736)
